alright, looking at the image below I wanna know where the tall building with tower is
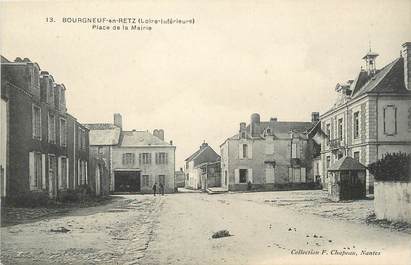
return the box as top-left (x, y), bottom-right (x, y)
top-left (320, 42), bottom-right (411, 194)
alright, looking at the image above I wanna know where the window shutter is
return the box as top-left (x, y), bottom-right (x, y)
top-left (139, 154), bottom-right (142, 165)
top-left (57, 157), bottom-right (62, 189)
top-left (248, 143), bottom-right (252, 159)
top-left (122, 153), bottom-right (126, 165)
top-left (155, 153), bottom-right (158, 164)
top-left (248, 168), bottom-right (253, 183)
top-left (29, 152), bottom-right (35, 190)
top-left (234, 169), bottom-right (239, 184)
top-left (42, 154), bottom-right (46, 189)
top-left (301, 168), bottom-right (306, 183)
top-left (77, 160), bottom-right (81, 185)
top-left (165, 153), bottom-right (168, 164)
top-left (149, 153), bottom-right (152, 164)
top-left (66, 158), bottom-right (70, 189)
top-left (85, 161), bottom-right (88, 184)
top-left (288, 167), bottom-right (293, 183)
top-left (239, 144), bottom-right (243, 159)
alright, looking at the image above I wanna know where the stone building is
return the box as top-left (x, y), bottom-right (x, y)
top-left (220, 113), bottom-right (318, 191)
top-left (0, 56), bottom-right (91, 199)
top-left (185, 142), bottom-right (220, 190)
top-left (320, 42), bottom-right (411, 194)
top-left (1, 93), bottom-right (8, 200)
top-left (85, 115), bottom-right (176, 193)
top-left (84, 115), bottom-right (122, 194)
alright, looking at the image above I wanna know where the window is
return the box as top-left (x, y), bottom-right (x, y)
top-left (326, 156), bottom-right (331, 169)
top-left (291, 143), bottom-right (297, 158)
top-left (47, 80), bottom-right (54, 104)
top-left (337, 118), bottom-right (343, 140)
top-left (239, 169), bottom-right (247, 183)
top-left (122, 153), bottom-right (135, 166)
top-left (156, 152), bottom-right (168, 164)
top-left (48, 113), bottom-right (56, 143)
top-left (353, 151), bottom-right (360, 162)
top-left (78, 128), bottom-right (86, 150)
top-left (140, 153), bottom-right (152, 164)
top-left (242, 144), bottom-right (248, 159)
top-left (60, 118), bottom-right (67, 147)
top-left (353, 112), bottom-right (359, 139)
top-left (32, 105), bottom-right (41, 139)
top-left (142, 175), bottom-right (150, 186)
top-left (158, 175), bottom-right (165, 185)
top-left (241, 132), bottom-right (246, 139)
top-left (383, 105), bottom-right (397, 136)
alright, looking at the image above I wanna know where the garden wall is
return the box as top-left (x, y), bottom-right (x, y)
top-left (374, 181), bottom-right (411, 223)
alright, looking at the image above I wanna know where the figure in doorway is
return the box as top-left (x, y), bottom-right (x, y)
top-left (152, 182), bottom-right (157, 196)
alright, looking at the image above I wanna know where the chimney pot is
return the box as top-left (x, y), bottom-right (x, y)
top-left (311, 112), bottom-right (320, 123)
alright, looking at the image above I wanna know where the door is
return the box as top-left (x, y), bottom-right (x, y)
top-left (95, 165), bottom-right (101, 195)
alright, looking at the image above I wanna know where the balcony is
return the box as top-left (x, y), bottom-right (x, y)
top-left (329, 139), bottom-right (345, 150)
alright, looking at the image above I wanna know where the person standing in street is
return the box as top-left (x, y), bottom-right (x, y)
top-left (152, 182), bottom-right (157, 196)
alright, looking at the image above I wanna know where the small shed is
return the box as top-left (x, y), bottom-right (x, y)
top-left (327, 156), bottom-right (366, 201)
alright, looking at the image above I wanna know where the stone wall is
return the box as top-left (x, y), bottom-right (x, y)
top-left (374, 181), bottom-right (411, 223)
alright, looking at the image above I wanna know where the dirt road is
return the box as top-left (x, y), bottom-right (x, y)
top-left (1, 192), bottom-right (410, 265)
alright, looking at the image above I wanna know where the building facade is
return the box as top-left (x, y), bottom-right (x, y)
top-left (185, 142), bottom-right (220, 190)
top-left (220, 113), bottom-right (318, 191)
top-left (1, 94), bottom-right (8, 200)
top-left (86, 115), bottom-right (176, 194)
top-left (0, 56), bottom-right (91, 199)
top-left (320, 42), bottom-right (411, 194)
top-left (111, 129), bottom-right (175, 194)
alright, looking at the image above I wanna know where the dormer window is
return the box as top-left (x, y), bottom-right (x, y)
top-left (241, 132), bottom-right (246, 139)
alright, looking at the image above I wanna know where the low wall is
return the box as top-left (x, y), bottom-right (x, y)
top-left (228, 182), bottom-right (321, 192)
top-left (374, 181), bottom-right (411, 223)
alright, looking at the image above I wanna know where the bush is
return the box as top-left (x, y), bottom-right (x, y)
top-left (368, 152), bottom-right (410, 182)
top-left (8, 191), bottom-right (50, 208)
top-left (57, 189), bottom-right (80, 202)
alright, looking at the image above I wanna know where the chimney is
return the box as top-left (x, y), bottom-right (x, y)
top-left (250, 113), bottom-right (260, 136)
top-left (158, 129), bottom-right (164, 141)
top-left (270, 117), bottom-right (278, 123)
top-left (169, 140), bottom-right (173, 145)
top-left (113, 113), bottom-right (122, 129)
top-left (311, 112), bottom-right (320, 122)
top-left (402, 42), bottom-right (411, 90)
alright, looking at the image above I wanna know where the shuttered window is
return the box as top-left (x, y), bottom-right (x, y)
top-left (353, 112), bottom-right (360, 139)
top-left (142, 175), bottom-right (150, 186)
top-left (140, 153), bottom-right (151, 164)
top-left (29, 152), bottom-right (43, 190)
top-left (60, 118), bottom-right (67, 147)
top-left (48, 113), bottom-right (56, 143)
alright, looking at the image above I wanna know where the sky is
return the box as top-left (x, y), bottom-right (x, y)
top-left (1, 0), bottom-right (410, 168)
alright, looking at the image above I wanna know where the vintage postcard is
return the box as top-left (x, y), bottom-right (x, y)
top-left (0, 0), bottom-right (410, 264)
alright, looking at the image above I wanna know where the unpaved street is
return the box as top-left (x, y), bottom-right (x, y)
top-left (2, 192), bottom-right (411, 265)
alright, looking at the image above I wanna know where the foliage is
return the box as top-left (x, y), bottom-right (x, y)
top-left (212, 230), bottom-right (231, 239)
top-left (368, 152), bottom-right (410, 182)
top-left (8, 191), bottom-right (50, 208)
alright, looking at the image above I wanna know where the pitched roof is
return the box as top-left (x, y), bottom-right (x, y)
top-left (352, 57), bottom-right (409, 98)
top-left (249, 121), bottom-right (313, 135)
top-left (328, 156), bottom-right (366, 171)
top-left (119, 130), bottom-right (172, 147)
top-left (83, 123), bottom-right (121, 146)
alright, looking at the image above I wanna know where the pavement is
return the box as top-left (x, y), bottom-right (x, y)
top-left (1, 191), bottom-right (411, 265)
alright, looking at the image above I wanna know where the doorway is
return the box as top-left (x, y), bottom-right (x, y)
top-left (114, 171), bottom-right (141, 192)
